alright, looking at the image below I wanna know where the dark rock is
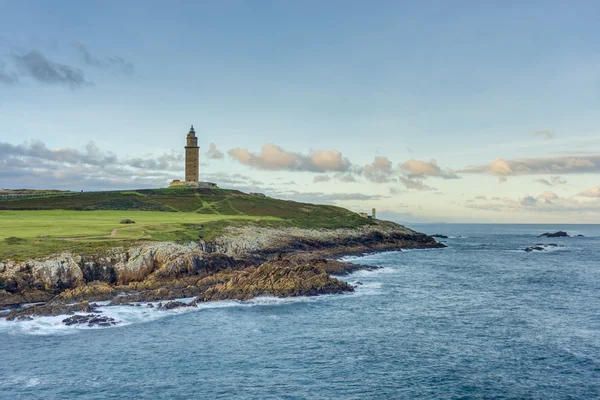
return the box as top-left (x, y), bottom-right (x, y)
top-left (62, 314), bottom-right (118, 327)
top-left (524, 244), bottom-right (563, 252)
top-left (146, 303), bottom-right (154, 308)
top-left (5, 301), bottom-right (98, 321)
top-left (577, 234), bottom-right (584, 237)
top-left (354, 281), bottom-right (363, 285)
top-left (538, 231), bottom-right (569, 238)
top-left (431, 234), bottom-right (449, 239)
top-left (159, 301), bottom-right (193, 310)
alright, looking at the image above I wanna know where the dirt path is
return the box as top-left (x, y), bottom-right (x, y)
top-left (59, 227), bottom-right (123, 241)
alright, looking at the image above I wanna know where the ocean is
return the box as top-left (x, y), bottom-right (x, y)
top-left (1, 224), bottom-right (599, 399)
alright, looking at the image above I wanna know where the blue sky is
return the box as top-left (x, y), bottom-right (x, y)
top-left (1, 0), bottom-right (600, 223)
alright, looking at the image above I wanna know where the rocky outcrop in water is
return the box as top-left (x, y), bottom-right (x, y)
top-left (538, 231), bottom-right (569, 238)
top-left (524, 244), bottom-right (564, 252)
top-left (62, 314), bottom-right (118, 327)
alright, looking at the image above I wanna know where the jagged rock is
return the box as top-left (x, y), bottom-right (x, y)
top-left (195, 262), bottom-right (354, 302)
top-left (62, 314), bottom-right (118, 327)
top-left (30, 252), bottom-right (84, 290)
top-left (57, 281), bottom-right (115, 302)
top-left (431, 234), bottom-right (449, 238)
top-left (146, 303), bottom-right (154, 308)
top-left (269, 253), bottom-right (378, 275)
top-left (159, 301), bottom-right (193, 310)
top-left (538, 231), bottom-right (569, 238)
top-left (5, 301), bottom-right (98, 320)
top-left (524, 244), bottom-right (563, 252)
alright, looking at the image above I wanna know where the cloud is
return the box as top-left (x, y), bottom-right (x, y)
top-left (227, 144), bottom-right (352, 172)
top-left (73, 41), bottom-right (134, 75)
top-left (12, 50), bottom-right (90, 88)
top-left (466, 192), bottom-right (600, 214)
top-left (399, 159), bottom-right (458, 179)
top-left (0, 139), bottom-right (188, 190)
top-left (534, 176), bottom-right (568, 187)
top-left (576, 186), bottom-right (600, 198)
top-left (537, 191), bottom-right (559, 201)
top-left (533, 130), bottom-right (555, 140)
top-left (313, 174), bottom-right (331, 183)
top-left (0, 61), bottom-right (18, 85)
top-left (460, 155), bottom-right (600, 181)
top-left (334, 173), bottom-right (357, 182)
top-left (271, 190), bottom-right (388, 204)
top-left (363, 156), bottom-right (394, 183)
top-left (205, 143), bottom-right (224, 159)
top-left (389, 187), bottom-right (405, 195)
top-left (398, 176), bottom-right (435, 191)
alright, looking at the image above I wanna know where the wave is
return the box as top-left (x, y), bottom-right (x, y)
top-left (0, 287), bottom-right (381, 336)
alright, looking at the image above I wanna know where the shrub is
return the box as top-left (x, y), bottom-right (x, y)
top-left (119, 219), bottom-right (136, 224)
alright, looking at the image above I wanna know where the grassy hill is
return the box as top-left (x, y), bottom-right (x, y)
top-left (0, 188), bottom-right (373, 260)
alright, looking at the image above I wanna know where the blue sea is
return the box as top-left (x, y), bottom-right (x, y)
top-left (1, 224), bottom-right (600, 399)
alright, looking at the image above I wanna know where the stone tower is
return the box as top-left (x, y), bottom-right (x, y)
top-left (185, 125), bottom-right (199, 183)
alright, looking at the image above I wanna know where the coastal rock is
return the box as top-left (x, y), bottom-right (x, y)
top-left (62, 314), bottom-right (118, 327)
top-left (538, 231), bottom-right (569, 238)
top-left (159, 301), bottom-right (194, 310)
top-left (431, 234), bottom-right (449, 239)
top-left (56, 281), bottom-right (116, 302)
top-left (5, 300), bottom-right (98, 320)
top-left (210, 221), bottom-right (443, 259)
top-left (524, 244), bottom-right (563, 252)
top-left (195, 262), bottom-right (354, 302)
top-left (30, 252), bottom-right (84, 290)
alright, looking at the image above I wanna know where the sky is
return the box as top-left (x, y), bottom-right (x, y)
top-left (1, 0), bottom-right (600, 223)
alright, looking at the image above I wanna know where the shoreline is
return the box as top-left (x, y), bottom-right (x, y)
top-left (0, 221), bottom-right (444, 323)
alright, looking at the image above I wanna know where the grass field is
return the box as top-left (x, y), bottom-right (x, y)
top-left (0, 210), bottom-right (275, 240)
top-left (0, 188), bottom-right (372, 260)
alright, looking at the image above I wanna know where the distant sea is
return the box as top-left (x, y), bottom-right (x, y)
top-left (1, 224), bottom-right (599, 399)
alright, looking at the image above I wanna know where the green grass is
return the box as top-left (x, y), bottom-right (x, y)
top-left (0, 188), bottom-right (373, 260)
top-left (0, 210), bottom-right (277, 240)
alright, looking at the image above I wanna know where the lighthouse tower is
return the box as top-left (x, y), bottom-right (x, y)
top-left (185, 125), bottom-right (199, 184)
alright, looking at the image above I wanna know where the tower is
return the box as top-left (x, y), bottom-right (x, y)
top-left (185, 125), bottom-right (199, 183)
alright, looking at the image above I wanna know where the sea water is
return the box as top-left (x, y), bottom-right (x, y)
top-left (1, 224), bottom-right (599, 399)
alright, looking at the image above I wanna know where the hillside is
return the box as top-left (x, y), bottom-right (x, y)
top-left (0, 188), bottom-right (374, 260)
top-left (0, 188), bottom-right (369, 225)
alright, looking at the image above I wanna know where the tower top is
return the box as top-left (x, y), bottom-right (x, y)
top-left (187, 125), bottom-right (196, 139)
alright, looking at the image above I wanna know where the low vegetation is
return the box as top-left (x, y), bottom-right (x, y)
top-left (0, 188), bottom-right (373, 260)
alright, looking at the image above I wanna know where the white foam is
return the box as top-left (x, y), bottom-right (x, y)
top-left (0, 291), bottom-right (365, 336)
top-left (522, 244), bottom-right (568, 253)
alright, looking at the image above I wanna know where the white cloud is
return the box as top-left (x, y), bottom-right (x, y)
top-left (576, 186), bottom-right (600, 198)
top-left (227, 144), bottom-right (352, 172)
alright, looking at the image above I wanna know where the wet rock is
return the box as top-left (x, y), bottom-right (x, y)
top-left (538, 231), bottom-right (569, 238)
top-left (159, 301), bottom-right (193, 310)
top-left (5, 301), bottom-right (98, 321)
top-left (354, 281), bottom-right (363, 285)
top-left (524, 244), bottom-right (563, 252)
top-left (146, 303), bottom-right (154, 308)
top-left (431, 234), bottom-right (449, 239)
top-left (62, 314), bottom-right (118, 327)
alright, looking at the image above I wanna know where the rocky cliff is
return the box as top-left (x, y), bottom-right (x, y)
top-left (1, 220), bottom-right (443, 318)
